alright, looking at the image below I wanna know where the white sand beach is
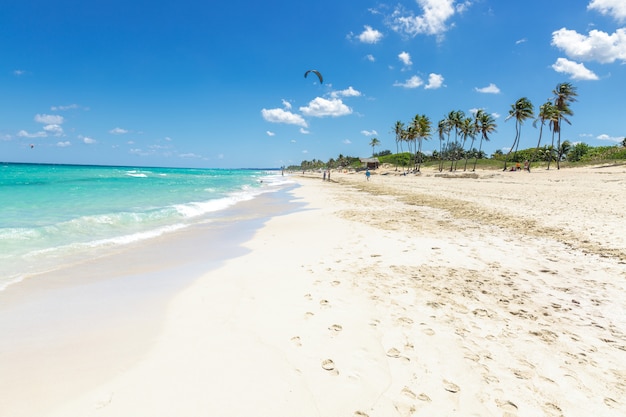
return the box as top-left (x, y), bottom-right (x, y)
top-left (2, 165), bottom-right (625, 417)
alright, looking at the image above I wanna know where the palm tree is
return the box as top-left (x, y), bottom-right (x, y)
top-left (369, 137), bottom-right (381, 156)
top-left (411, 114), bottom-right (431, 172)
top-left (473, 110), bottom-right (497, 171)
top-left (532, 100), bottom-right (557, 170)
top-left (446, 110), bottom-right (464, 171)
top-left (459, 116), bottom-right (476, 171)
top-left (553, 82), bottom-right (578, 170)
top-left (557, 140), bottom-right (571, 164)
top-left (437, 119), bottom-right (449, 172)
top-left (393, 121), bottom-right (405, 171)
top-left (503, 97), bottom-right (534, 171)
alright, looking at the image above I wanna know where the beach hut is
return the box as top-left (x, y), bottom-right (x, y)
top-left (360, 157), bottom-right (380, 170)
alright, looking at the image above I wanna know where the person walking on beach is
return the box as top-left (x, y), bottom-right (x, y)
top-left (365, 168), bottom-right (371, 181)
top-left (323, 170), bottom-right (326, 181)
top-left (523, 160), bottom-right (530, 172)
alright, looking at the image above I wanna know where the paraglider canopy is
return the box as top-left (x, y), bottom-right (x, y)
top-left (304, 69), bottom-right (323, 84)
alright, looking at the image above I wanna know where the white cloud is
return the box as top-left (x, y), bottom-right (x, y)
top-left (597, 133), bottom-right (623, 142)
top-left (425, 73), bottom-right (444, 89)
top-left (34, 114), bottom-right (64, 125)
top-left (358, 25), bottom-right (383, 44)
top-left (51, 104), bottom-right (80, 111)
top-left (588, 0), bottom-right (626, 22)
top-left (281, 99), bottom-right (292, 110)
top-left (552, 57), bottom-right (599, 80)
top-left (299, 128), bottom-right (310, 134)
top-left (14, 70), bottom-right (25, 76)
top-left (299, 97), bottom-right (352, 117)
top-left (43, 124), bottom-right (63, 136)
top-left (56, 141), bottom-right (71, 147)
top-left (17, 130), bottom-right (46, 138)
top-left (475, 83), bottom-right (501, 94)
top-left (361, 130), bottom-right (378, 136)
top-left (330, 86), bottom-right (362, 98)
top-left (266, 131), bottom-right (275, 136)
top-left (398, 51), bottom-right (412, 66)
top-left (109, 127), bottom-right (129, 135)
top-left (393, 75), bottom-right (424, 88)
top-left (82, 136), bottom-right (97, 144)
top-left (343, 139), bottom-right (352, 144)
top-left (551, 27), bottom-right (626, 64)
top-left (387, 0), bottom-right (458, 37)
top-left (261, 108), bottom-right (308, 127)
top-left (365, 54), bottom-right (376, 62)
top-left (516, 38), bottom-right (527, 45)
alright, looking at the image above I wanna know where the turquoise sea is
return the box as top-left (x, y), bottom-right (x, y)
top-left (0, 163), bottom-right (292, 291)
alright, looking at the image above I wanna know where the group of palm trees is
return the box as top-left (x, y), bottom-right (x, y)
top-left (388, 82), bottom-right (578, 172)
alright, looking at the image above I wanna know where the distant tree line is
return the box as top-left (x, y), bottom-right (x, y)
top-left (289, 82), bottom-right (626, 172)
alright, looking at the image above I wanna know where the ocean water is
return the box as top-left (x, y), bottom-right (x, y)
top-left (0, 163), bottom-right (292, 291)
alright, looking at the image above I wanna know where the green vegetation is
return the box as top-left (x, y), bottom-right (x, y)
top-left (288, 82), bottom-right (626, 172)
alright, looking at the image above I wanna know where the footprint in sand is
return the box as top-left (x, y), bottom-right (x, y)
top-left (290, 336), bottom-right (302, 347)
top-left (417, 393), bottom-right (431, 402)
top-left (353, 412), bottom-right (369, 417)
top-left (321, 359), bottom-right (339, 376)
top-left (543, 402), bottom-right (564, 417)
top-left (401, 387), bottom-right (417, 399)
top-left (397, 317), bottom-right (414, 326)
top-left (328, 324), bottom-right (343, 333)
top-left (386, 347), bottom-right (402, 358)
top-left (443, 380), bottom-right (460, 393)
top-left (304, 293), bottom-right (312, 300)
top-left (496, 399), bottom-right (518, 413)
top-left (319, 299), bottom-right (331, 308)
top-left (304, 311), bottom-right (315, 319)
top-left (422, 328), bottom-right (435, 336)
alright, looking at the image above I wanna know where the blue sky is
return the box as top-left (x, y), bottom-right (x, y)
top-left (1, 0), bottom-right (625, 168)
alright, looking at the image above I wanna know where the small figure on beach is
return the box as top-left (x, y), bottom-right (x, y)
top-left (515, 162), bottom-right (521, 171)
top-left (327, 170), bottom-right (330, 181)
top-left (323, 170), bottom-right (326, 181)
top-left (365, 168), bottom-right (371, 181)
top-left (524, 160), bottom-right (530, 172)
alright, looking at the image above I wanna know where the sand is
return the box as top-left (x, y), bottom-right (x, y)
top-left (3, 164), bottom-right (626, 417)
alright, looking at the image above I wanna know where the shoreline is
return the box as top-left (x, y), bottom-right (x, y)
top-left (2, 166), bottom-right (625, 416)
top-left (0, 185), bottom-right (301, 417)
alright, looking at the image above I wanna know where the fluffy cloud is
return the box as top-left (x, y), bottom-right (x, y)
top-left (34, 114), bottom-right (64, 125)
top-left (261, 108), bottom-right (308, 127)
top-left (109, 127), bottom-right (129, 135)
top-left (17, 130), bottom-right (47, 138)
top-left (552, 57), bottom-right (599, 80)
top-left (387, 0), bottom-right (458, 37)
top-left (299, 97), bottom-right (352, 117)
top-left (330, 86), bottom-right (362, 98)
top-left (475, 83), bottom-right (501, 94)
top-left (596, 133), bottom-right (623, 142)
top-left (425, 73), bottom-right (445, 89)
top-left (588, 0), bottom-right (626, 22)
top-left (394, 73), bottom-right (444, 89)
top-left (358, 25), bottom-right (383, 43)
top-left (393, 75), bottom-right (424, 88)
top-left (398, 51), bottom-right (412, 66)
top-left (43, 124), bottom-right (63, 136)
top-left (82, 136), bottom-right (97, 144)
top-left (551, 27), bottom-right (626, 64)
